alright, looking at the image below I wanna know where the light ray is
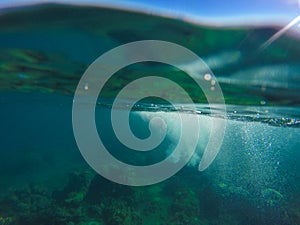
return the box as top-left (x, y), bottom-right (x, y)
top-left (259, 15), bottom-right (300, 51)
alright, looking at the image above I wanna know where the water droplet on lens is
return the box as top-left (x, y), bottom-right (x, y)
top-left (204, 73), bottom-right (211, 81)
top-left (260, 100), bottom-right (266, 105)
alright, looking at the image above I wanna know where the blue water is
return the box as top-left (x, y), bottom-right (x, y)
top-left (0, 92), bottom-right (82, 190)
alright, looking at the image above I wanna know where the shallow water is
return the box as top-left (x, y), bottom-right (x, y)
top-left (0, 3), bottom-right (300, 225)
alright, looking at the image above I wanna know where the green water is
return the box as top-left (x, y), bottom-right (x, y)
top-left (0, 3), bottom-right (299, 225)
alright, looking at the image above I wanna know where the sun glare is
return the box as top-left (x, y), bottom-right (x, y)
top-left (260, 0), bottom-right (300, 51)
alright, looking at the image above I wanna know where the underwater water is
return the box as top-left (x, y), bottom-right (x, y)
top-left (0, 3), bottom-right (300, 225)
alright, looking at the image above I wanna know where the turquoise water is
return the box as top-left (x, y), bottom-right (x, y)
top-left (0, 3), bottom-right (300, 225)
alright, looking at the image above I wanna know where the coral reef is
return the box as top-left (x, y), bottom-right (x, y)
top-left (102, 199), bottom-right (141, 225)
top-left (0, 217), bottom-right (14, 225)
top-left (261, 188), bottom-right (283, 207)
top-left (0, 169), bottom-right (299, 225)
top-left (0, 185), bottom-right (55, 225)
top-left (168, 189), bottom-right (205, 225)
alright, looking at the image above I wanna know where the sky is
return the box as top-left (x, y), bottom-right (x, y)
top-left (0, 0), bottom-right (299, 25)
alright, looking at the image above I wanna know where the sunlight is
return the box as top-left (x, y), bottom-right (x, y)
top-left (260, 15), bottom-right (300, 50)
top-left (260, 0), bottom-right (300, 50)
